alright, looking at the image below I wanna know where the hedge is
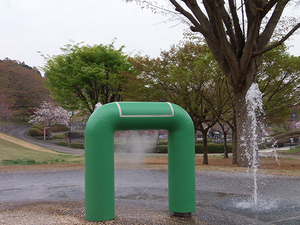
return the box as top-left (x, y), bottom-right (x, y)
top-left (114, 142), bottom-right (155, 153)
top-left (156, 140), bottom-right (168, 145)
top-left (69, 142), bottom-right (84, 149)
top-left (57, 141), bottom-right (68, 146)
top-left (154, 145), bottom-right (168, 153)
top-left (52, 134), bottom-right (67, 139)
top-left (142, 143), bottom-right (232, 154)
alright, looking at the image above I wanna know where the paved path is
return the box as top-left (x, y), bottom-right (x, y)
top-left (3, 127), bottom-right (84, 155)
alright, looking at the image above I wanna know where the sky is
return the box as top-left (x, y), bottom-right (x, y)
top-left (1, 0), bottom-right (300, 73)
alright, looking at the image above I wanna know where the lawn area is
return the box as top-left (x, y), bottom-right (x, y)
top-left (0, 135), bottom-right (84, 167)
top-left (0, 120), bottom-right (29, 126)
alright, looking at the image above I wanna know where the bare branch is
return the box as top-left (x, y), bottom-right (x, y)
top-left (253, 22), bottom-right (300, 57)
top-left (229, 0), bottom-right (244, 57)
top-left (169, 0), bottom-right (219, 47)
top-left (217, 0), bottom-right (238, 52)
top-left (210, 2), bottom-right (241, 77)
top-left (257, 0), bottom-right (289, 49)
top-left (240, 12), bottom-right (261, 74)
top-left (244, 0), bottom-right (257, 32)
top-left (261, 0), bottom-right (280, 18)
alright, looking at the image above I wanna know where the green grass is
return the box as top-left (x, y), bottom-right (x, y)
top-left (277, 147), bottom-right (300, 155)
top-left (0, 120), bottom-right (29, 126)
top-left (0, 138), bottom-right (84, 166)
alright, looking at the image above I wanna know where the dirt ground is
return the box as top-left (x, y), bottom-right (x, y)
top-left (1, 154), bottom-right (299, 177)
top-left (143, 155), bottom-right (300, 177)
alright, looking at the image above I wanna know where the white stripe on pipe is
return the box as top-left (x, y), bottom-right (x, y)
top-left (115, 102), bottom-right (174, 117)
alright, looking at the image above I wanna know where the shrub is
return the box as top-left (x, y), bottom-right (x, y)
top-left (57, 141), bottom-right (69, 146)
top-left (52, 134), bottom-right (67, 139)
top-left (154, 145), bottom-right (168, 153)
top-left (156, 140), bottom-right (168, 145)
top-left (29, 128), bottom-right (42, 137)
top-left (66, 132), bottom-right (84, 139)
top-left (258, 143), bottom-right (267, 150)
top-left (70, 142), bottom-right (84, 149)
top-left (149, 143), bottom-right (233, 154)
top-left (195, 143), bottom-right (232, 154)
top-left (31, 124), bottom-right (44, 129)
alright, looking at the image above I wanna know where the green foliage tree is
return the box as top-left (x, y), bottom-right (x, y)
top-left (258, 45), bottom-right (300, 125)
top-left (0, 90), bottom-right (12, 120)
top-left (127, 40), bottom-right (300, 165)
top-left (127, 0), bottom-right (300, 167)
top-left (42, 42), bottom-right (133, 115)
top-left (0, 59), bottom-right (50, 120)
top-left (130, 41), bottom-right (232, 164)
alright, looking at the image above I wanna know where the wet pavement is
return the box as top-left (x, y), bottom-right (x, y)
top-left (2, 127), bottom-right (300, 224)
top-left (1, 168), bottom-right (300, 224)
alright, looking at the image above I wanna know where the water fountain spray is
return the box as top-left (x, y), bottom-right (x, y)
top-left (240, 83), bottom-right (266, 206)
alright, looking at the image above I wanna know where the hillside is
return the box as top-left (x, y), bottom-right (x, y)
top-left (0, 59), bottom-right (50, 120)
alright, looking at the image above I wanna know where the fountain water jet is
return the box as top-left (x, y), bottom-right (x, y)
top-left (213, 84), bottom-right (300, 221)
top-left (242, 83), bottom-right (265, 206)
top-left (215, 83), bottom-right (275, 213)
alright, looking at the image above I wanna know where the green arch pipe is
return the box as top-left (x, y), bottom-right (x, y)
top-left (85, 102), bottom-right (196, 221)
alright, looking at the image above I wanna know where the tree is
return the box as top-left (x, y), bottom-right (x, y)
top-left (258, 45), bottom-right (300, 125)
top-left (129, 41), bottom-right (232, 164)
top-left (28, 102), bottom-right (69, 141)
top-left (0, 90), bottom-right (12, 121)
top-left (42, 42), bottom-right (133, 115)
top-left (296, 121), bottom-right (300, 130)
top-left (127, 0), bottom-right (300, 167)
top-left (0, 59), bottom-right (50, 119)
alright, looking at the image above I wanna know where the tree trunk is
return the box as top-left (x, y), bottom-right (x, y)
top-left (43, 123), bottom-right (46, 141)
top-left (231, 127), bottom-right (237, 164)
top-left (223, 133), bottom-right (228, 158)
top-left (235, 92), bottom-right (248, 167)
top-left (202, 132), bottom-right (208, 164)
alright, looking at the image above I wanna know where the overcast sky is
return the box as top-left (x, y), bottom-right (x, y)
top-left (1, 0), bottom-right (299, 72)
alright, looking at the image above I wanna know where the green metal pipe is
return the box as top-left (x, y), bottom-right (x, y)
top-left (85, 102), bottom-right (195, 221)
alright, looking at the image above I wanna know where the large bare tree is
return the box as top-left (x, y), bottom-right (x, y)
top-left (127, 0), bottom-right (300, 167)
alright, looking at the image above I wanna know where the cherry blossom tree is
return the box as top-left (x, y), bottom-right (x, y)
top-left (29, 102), bottom-right (69, 141)
top-left (295, 121), bottom-right (300, 130)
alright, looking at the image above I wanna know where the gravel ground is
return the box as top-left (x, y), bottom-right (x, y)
top-left (0, 200), bottom-right (210, 225)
